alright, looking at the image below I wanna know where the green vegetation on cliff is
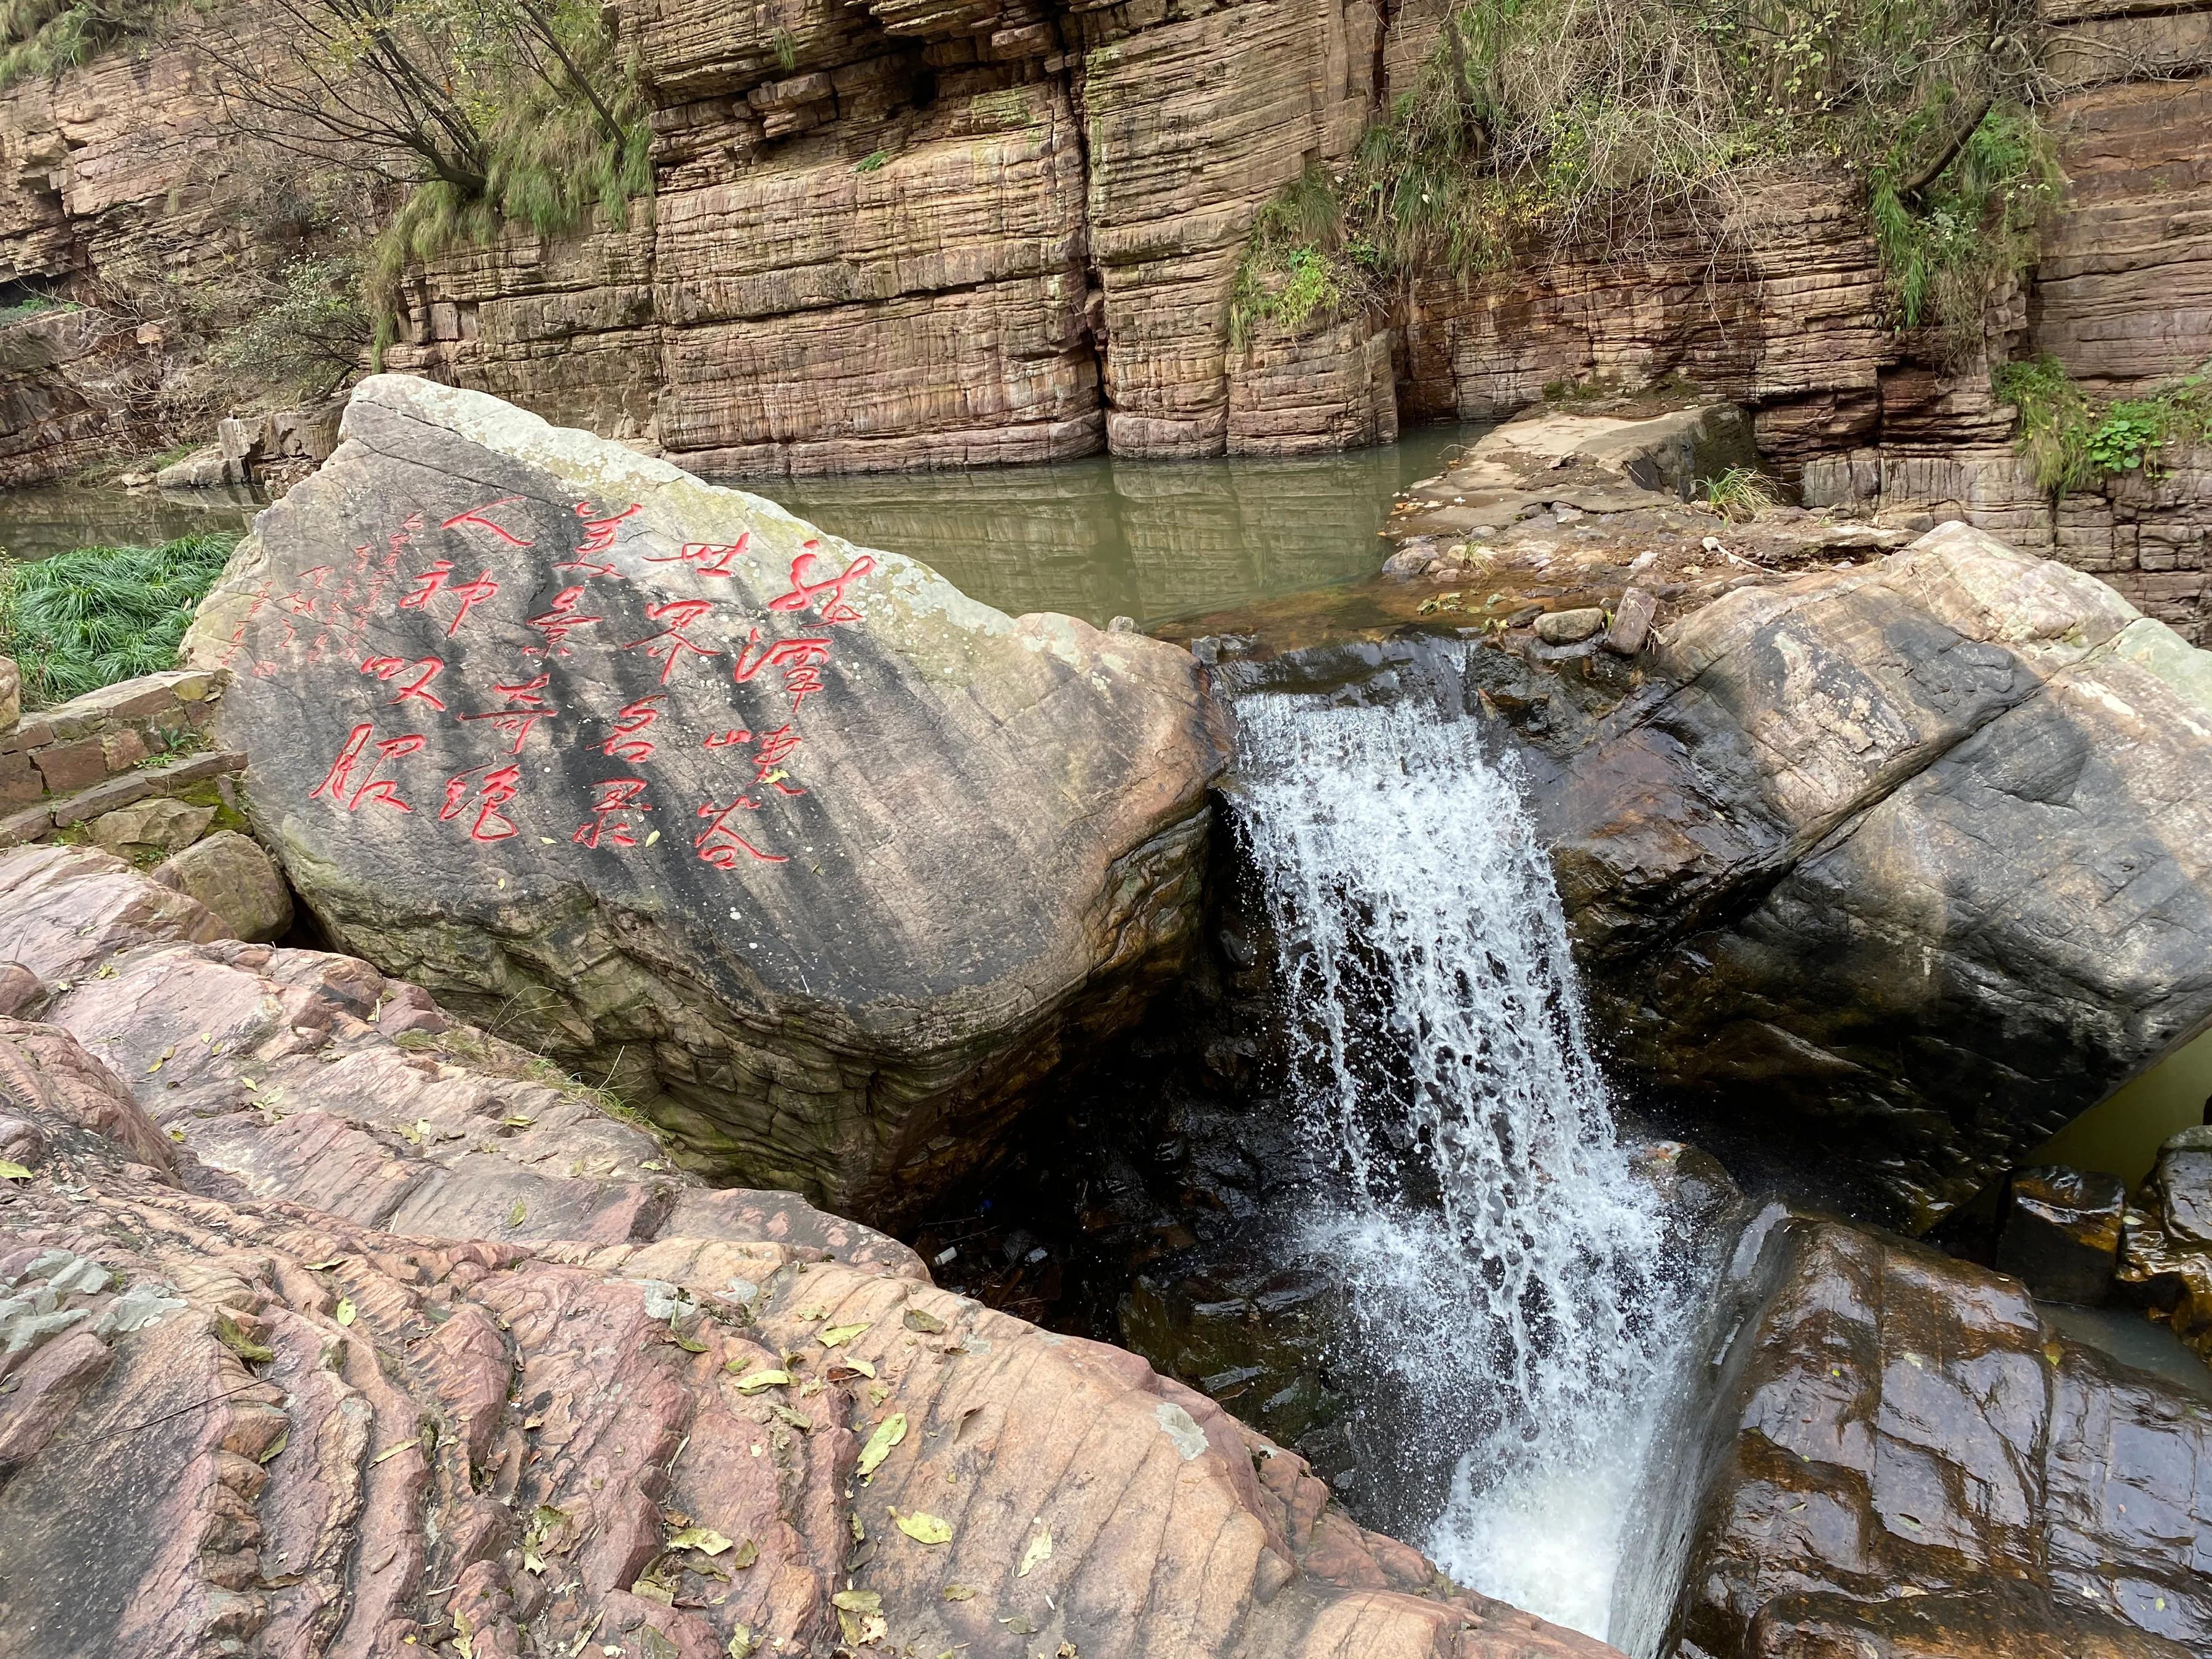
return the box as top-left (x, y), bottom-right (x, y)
top-left (183, 0), bottom-right (648, 365)
top-left (1233, 0), bottom-right (2055, 359)
top-left (1994, 355), bottom-right (2212, 498)
top-left (0, 0), bottom-right (160, 85)
top-left (0, 533), bottom-right (236, 706)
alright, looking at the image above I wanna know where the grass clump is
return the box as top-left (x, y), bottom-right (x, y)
top-left (1993, 355), bottom-right (2212, 498)
top-left (1702, 465), bottom-right (1778, 520)
top-left (0, 533), bottom-right (237, 707)
top-left (1231, 0), bottom-right (2054, 356)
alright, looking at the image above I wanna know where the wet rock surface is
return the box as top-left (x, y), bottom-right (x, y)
top-left (1673, 1212), bottom-right (2212, 1659)
top-left (184, 375), bottom-right (1230, 1223)
top-left (1998, 1166), bottom-right (2127, 1307)
top-left (0, 826), bottom-right (1619, 1659)
top-left (2120, 1127), bottom-right (2212, 1367)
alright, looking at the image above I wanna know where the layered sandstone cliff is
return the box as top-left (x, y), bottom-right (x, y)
top-left (0, 0), bottom-right (2206, 635)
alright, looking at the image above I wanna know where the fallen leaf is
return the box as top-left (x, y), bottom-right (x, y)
top-left (729, 1539), bottom-right (759, 1569)
top-left (631, 1577), bottom-right (674, 1606)
top-left (820, 1322), bottom-right (869, 1347)
top-left (303, 1257), bottom-right (347, 1271)
top-left (372, 1436), bottom-right (420, 1464)
top-left (147, 1046), bottom-right (173, 1074)
top-left (216, 1315), bottom-right (274, 1362)
top-left (506, 1199), bottom-right (527, 1228)
top-left (397, 1118), bottom-right (426, 1145)
top-left (501, 1115), bottom-right (535, 1129)
top-left (857, 1413), bottom-right (908, 1477)
top-left (1000, 1616), bottom-right (1039, 1635)
top-left (942, 1585), bottom-right (976, 1602)
top-left (894, 1510), bottom-right (953, 1545)
top-left (902, 1307), bottom-right (947, 1335)
top-left (1018, 1528), bottom-right (1052, 1577)
top-left (771, 1403), bottom-right (812, 1432)
top-left (522, 1549), bottom-right (546, 1574)
top-left (726, 1627), bottom-right (755, 1659)
top-left (671, 1322), bottom-right (709, 1354)
top-left (259, 1426), bottom-right (289, 1464)
top-left (796, 1304), bottom-right (828, 1320)
top-left (831, 1590), bottom-right (882, 1614)
top-left (335, 1297), bottom-right (357, 1326)
top-left (827, 1357), bottom-right (876, 1381)
top-left (667, 1527), bottom-right (733, 1556)
top-left (640, 1629), bottom-right (680, 1659)
top-left (0, 1161), bottom-right (33, 1181)
top-left (732, 1369), bottom-right (790, 1394)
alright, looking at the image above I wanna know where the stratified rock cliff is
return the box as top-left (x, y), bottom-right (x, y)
top-left (0, 0), bottom-right (2208, 624)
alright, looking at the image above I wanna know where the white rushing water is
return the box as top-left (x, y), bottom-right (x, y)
top-left (1231, 686), bottom-right (1704, 1650)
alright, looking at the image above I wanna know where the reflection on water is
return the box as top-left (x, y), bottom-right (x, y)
top-left (2033, 1027), bottom-right (2212, 1188)
top-left (752, 423), bottom-right (1490, 628)
top-left (2042, 1302), bottom-right (2212, 1399)
top-left (0, 485), bottom-right (261, 561)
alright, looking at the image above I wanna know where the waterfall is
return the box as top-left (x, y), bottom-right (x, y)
top-left (1230, 684), bottom-right (1709, 1652)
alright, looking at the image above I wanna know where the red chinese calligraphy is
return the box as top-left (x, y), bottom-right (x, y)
top-left (311, 724), bottom-right (425, 814)
top-left (623, 598), bottom-right (719, 684)
top-left (695, 795), bottom-right (787, 867)
top-left (398, 561), bottom-right (501, 636)
top-left (361, 654), bottom-right (449, 712)
top-left (704, 728), bottom-right (753, 748)
top-left (646, 533), bottom-right (750, 578)
top-left (751, 723), bottom-right (802, 787)
top-left (731, 629), bottom-right (833, 711)
top-left (457, 674), bottom-right (556, 756)
top-left (554, 500), bottom-right (643, 577)
top-left (600, 694), bottom-right (665, 763)
top-left (767, 546), bottom-right (876, 625)
top-left (524, 585), bottom-right (603, 656)
top-left (439, 763), bottom-right (524, 843)
top-left (441, 498), bottom-right (533, 548)
top-left (573, 777), bottom-right (653, 849)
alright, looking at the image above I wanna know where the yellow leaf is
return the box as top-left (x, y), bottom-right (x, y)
top-left (727, 1628), bottom-right (755, 1659)
top-left (0, 1161), bottom-right (32, 1181)
top-left (372, 1436), bottom-right (420, 1464)
top-left (903, 1307), bottom-right (947, 1335)
top-left (732, 1369), bottom-right (790, 1393)
top-left (857, 1413), bottom-right (907, 1478)
top-left (942, 1585), bottom-right (976, 1602)
top-left (335, 1297), bottom-right (357, 1326)
top-left (831, 1591), bottom-right (881, 1614)
top-left (667, 1526), bottom-right (732, 1556)
top-left (506, 1199), bottom-right (527, 1228)
top-left (893, 1510), bottom-right (952, 1545)
top-left (820, 1322), bottom-right (869, 1347)
top-left (1018, 1527), bottom-right (1052, 1577)
top-left (828, 1357), bottom-right (876, 1380)
top-left (729, 1538), bottom-right (759, 1569)
top-left (501, 1115), bottom-right (535, 1128)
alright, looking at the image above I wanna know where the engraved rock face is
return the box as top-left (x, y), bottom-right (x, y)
top-left (186, 375), bottom-right (1231, 1223)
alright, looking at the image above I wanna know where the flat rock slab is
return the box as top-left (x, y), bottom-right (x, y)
top-left (187, 376), bottom-right (1230, 1222)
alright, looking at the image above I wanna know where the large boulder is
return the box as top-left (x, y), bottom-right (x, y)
top-left (185, 375), bottom-right (1230, 1223)
top-left (1671, 1212), bottom-right (2212, 1659)
top-left (1532, 524), bottom-right (2212, 1228)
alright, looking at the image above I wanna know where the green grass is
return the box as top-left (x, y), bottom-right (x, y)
top-left (0, 0), bottom-right (160, 87)
top-left (1701, 465), bottom-right (1777, 521)
top-left (1993, 355), bottom-right (2212, 499)
top-left (0, 533), bottom-right (238, 708)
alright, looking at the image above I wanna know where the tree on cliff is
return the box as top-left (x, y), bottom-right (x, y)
top-left (184, 0), bottom-right (647, 342)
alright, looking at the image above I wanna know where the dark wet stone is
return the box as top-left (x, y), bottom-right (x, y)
top-left (1998, 1165), bottom-right (2127, 1306)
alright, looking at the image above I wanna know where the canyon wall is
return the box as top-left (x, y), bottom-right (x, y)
top-left (0, 0), bottom-right (2205, 627)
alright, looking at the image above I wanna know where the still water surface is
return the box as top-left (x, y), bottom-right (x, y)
top-left (0, 425), bottom-right (1486, 627)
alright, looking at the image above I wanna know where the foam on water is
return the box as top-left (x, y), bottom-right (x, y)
top-left (1231, 686), bottom-right (1704, 1650)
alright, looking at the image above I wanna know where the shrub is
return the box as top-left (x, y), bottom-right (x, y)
top-left (0, 533), bottom-right (238, 707)
top-left (1993, 354), bottom-right (2212, 498)
top-left (0, 0), bottom-right (161, 87)
top-left (1232, 0), bottom-right (2054, 356)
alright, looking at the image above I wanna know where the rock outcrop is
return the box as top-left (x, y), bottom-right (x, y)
top-left (0, 830), bottom-right (1615, 1659)
top-left (183, 375), bottom-right (1231, 1223)
top-left (1670, 1210), bottom-right (2212, 1658)
top-left (1535, 524), bottom-right (2212, 1229)
top-left (2120, 1126), bottom-right (2212, 1365)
